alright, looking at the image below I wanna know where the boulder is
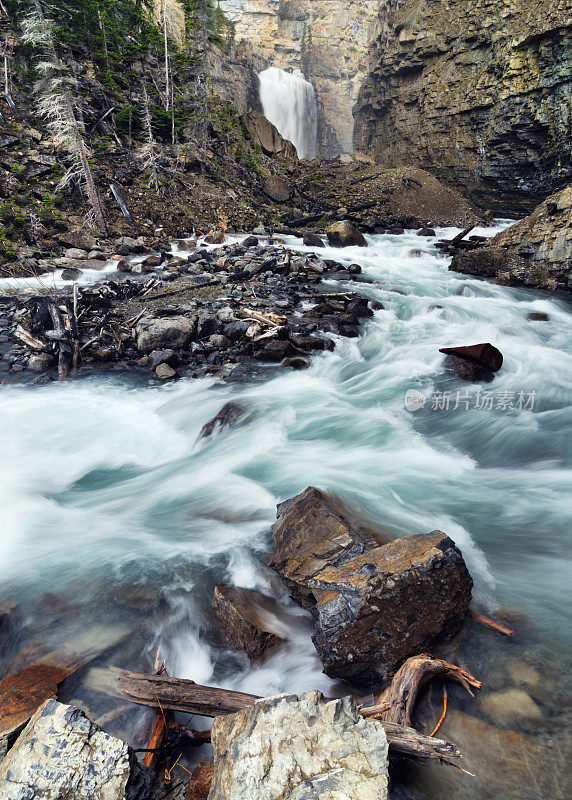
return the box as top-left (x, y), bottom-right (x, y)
top-left (212, 585), bottom-right (285, 663)
top-left (326, 221), bottom-right (366, 247)
top-left (242, 235), bottom-right (259, 248)
top-left (308, 531), bottom-right (473, 684)
top-left (147, 349), bottom-right (176, 370)
top-left (262, 176), bottom-right (292, 203)
top-left (208, 691), bottom-right (389, 800)
top-left (443, 354), bottom-right (495, 383)
top-left (269, 487), bottom-right (385, 608)
top-left (136, 316), bottom-right (195, 352)
top-left (200, 402), bottom-right (247, 438)
top-left (204, 229), bottom-right (225, 245)
top-left (241, 109), bottom-right (297, 159)
top-left (302, 233), bottom-right (325, 248)
top-left (0, 699), bottom-right (152, 799)
top-left (417, 227), bottom-right (436, 237)
top-left (56, 232), bottom-right (95, 252)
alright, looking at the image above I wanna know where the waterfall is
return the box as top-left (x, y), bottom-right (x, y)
top-left (258, 67), bottom-right (318, 160)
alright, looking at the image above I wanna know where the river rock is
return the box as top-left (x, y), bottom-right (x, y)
top-left (200, 402), bottom-right (247, 438)
top-left (326, 221), bottom-right (366, 247)
top-left (204, 229), bottom-right (225, 244)
top-left (0, 699), bottom-right (152, 799)
top-left (443, 354), bottom-right (495, 383)
top-left (155, 363), bottom-right (177, 381)
top-left (212, 585), bottom-right (285, 663)
top-left (270, 487), bottom-right (385, 607)
top-left (480, 688), bottom-right (543, 727)
top-left (303, 233), bottom-right (325, 248)
top-left (0, 600), bottom-right (20, 655)
top-left (136, 315), bottom-right (196, 352)
top-left (307, 531), bottom-right (472, 684)
top-left (208, 691), bottom-right (389, 800)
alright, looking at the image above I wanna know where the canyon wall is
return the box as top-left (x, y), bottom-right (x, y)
top-left (218, 1), bottom-right (381, 157)
top-left (353, 0), bottom-right (572, 212)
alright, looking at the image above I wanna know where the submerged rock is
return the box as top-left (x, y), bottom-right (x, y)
top-left (309, 531), bottom-right (473, 684)
top-left (480, 688), bottom-right (543, 727)
top-left (208, 691), bottom-right (389, 800)
top-left (0, 699), bottom-right (152, 799)
top-left (212, 585), bottom-right (285, 663)
top-left (327, 220), bottom-right (366, 248)
top-left (200, 402), bottom-right (247, 439)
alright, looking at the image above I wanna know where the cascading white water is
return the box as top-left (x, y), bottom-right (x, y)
top-left (258, 67), bottom-right (317, 159)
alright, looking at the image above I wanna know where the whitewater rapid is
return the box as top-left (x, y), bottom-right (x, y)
top-left (0, 226), bottom-right (570, 793)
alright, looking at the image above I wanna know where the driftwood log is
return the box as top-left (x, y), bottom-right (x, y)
top-left (107, 669), bottom-right (462, 761)
top-left (376, 654), bottom-right (482, 727)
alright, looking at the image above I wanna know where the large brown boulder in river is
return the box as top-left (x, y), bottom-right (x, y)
top-left (270, 488), bottom-right (472, 685)
top-left (309, 531), bottom-right (472, 685)
top-left (270, 487), bottom-right (386, 608)
top-left (327, 220), bottom-right (367, 247)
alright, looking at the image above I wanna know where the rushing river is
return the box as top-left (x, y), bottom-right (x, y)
top-left (1, 225), bottom-right (570, 798)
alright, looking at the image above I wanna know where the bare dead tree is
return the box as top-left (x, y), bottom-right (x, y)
top-left (22, 1), bottom-right (107, 233)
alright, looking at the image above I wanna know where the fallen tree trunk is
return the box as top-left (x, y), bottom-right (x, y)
top-left (377, 654), bottom-right (482, 727)
top-left (105, 669), bottom-right (461, 761)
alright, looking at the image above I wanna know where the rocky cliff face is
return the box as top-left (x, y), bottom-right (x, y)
top-left (354, 0), bottom-right (572, 212)
top-left (452, 185), bottom-right (572, 291)
top-left (219, 0), bottom-right (381, 157)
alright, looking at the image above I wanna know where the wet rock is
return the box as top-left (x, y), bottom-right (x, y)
top-left (57, 232), bottom-right (95, 252)
top-left (147, 349), bottom-right (176, 370)
top-left (506, 659), bottom-right (542, 688)
top-left (61, 267), bottom-right (81, 281)
top-left (270, 486), bottom-right (385, 608)
top-left (242, 235), bottom-right (259, 248)
top-left (155, 363), bottom-right (177, 381)
top-left (208, 691), bottom-right (388, 800)
top-left (254, 339), bottom-right (292, 361)
top-left (200, 402), bottom-right (247, 438)
top-left (141, 254), bottom-right (163, 268)
top-left (527, 311), bottom-right (550, 321)
top-left (282, 356), bottom-right (311, 370)
top-left (308, 530), bottom-right (473, 684)
top-left (204, 229), bottom-right (225, 245)
top-left (327, 220), bottom-right (367, 247)
top-left (136, 316), bottom-right (196, 352)
top-left (0, 699), bottom-right (152, 799)
top-left (480, 688), bottom-right (543, 727)
top-left (441, 343), bottom-right (503, 383)
top-left (263, 175), bottom-right (292, 202)
top-left (223, 320), bottom-right (251, 341)
top-left (417, 227), bottom-right (436, 237)
top-left (212, 585), bottom-right (285, 663)
top-left (185, 759), bottom-right (214, 800)
top-left (303, 233), bottom-right (325, 248)
top-left (0, 600), bottom-right (21, 655)
top-left (444, 354), bottom-right (495, 383)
